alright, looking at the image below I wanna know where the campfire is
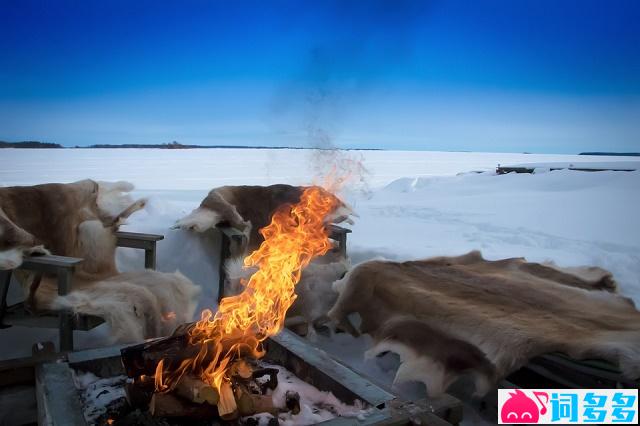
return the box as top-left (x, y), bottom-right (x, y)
top-left (120, 186), bottom-right (348, 421)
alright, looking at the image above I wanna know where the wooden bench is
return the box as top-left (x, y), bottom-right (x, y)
top-left (0, 231), bottom-right (164, 352)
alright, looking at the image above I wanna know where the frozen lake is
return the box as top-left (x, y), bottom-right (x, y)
top-left (1, 148), bottom-right (634, 190)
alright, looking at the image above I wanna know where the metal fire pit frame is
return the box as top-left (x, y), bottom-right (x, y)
top-left (35, 329), bottom-right (460, 425)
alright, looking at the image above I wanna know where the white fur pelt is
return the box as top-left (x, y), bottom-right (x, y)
top-left (49, 271), bottom-right (200, 343)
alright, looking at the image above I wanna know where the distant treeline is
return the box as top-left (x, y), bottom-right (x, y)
top-left (580, 152), bottom-right (640, 157)
top-left (85, 142), bottom-right (380, 150)
top-left (87, 142), bottom-right (197, 149)
top-left (0, 140), bottom-right (63, 148)
top-left (1, 140), bottom-right (380, 150)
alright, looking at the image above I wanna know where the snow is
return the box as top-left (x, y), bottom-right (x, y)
top-left (350, 170), bottom-right (640, 302)
top-left (257, 362), bottom-right (370, 426)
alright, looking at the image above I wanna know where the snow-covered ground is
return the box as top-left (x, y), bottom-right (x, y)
top-left (1, 148), bottom-right (639, 422)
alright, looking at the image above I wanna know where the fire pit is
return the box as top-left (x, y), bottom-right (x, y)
top-left (33, 329), bottom-right (461, 425)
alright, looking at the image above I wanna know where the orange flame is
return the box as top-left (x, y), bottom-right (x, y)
top-left (155, 186), bottom-right (340, 391)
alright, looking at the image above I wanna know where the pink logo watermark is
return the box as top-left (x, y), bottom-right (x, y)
top-left (500, 389), bottom-right (548, 423)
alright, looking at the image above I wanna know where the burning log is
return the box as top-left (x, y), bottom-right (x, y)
top-left (148, 392), bottom-right (217, 419)
top-left (120, 332), bottom-right (194, 378)
top-left (217, 381), bottom-right (239, 420)
top-left (229, 359), bottom-right (253, 380)
top-left (235, 383), bottom-right (279, 416)
top-left (174, 374), bottom-right (219, 405)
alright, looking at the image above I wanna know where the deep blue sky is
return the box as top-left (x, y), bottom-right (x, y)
top-left (1, 0), bottom-right (638, 153)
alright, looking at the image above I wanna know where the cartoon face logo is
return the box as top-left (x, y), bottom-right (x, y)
top-left (501, 390), bottom-right (548, 423)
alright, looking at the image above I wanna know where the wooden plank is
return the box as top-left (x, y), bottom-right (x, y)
top-left (35, 362), bottom-right (87, 426)
top-left (115, 231), bottom-right (164, 242)
top-left (68, 344), bottom-right (128, 377)
top-left (19, 255), bottom-right (82, 274)
top-left (2, 302), bottom-right (103, 330)
top-left (267, 329), bottom-right (395, 409)
top-left (329, 224), bottom-right (352, 235)
top-left (115, 232), bottom-right (164, 254)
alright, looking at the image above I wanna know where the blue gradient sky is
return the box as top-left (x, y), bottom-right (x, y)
top-left (1, 0), bottom-right (638, 153)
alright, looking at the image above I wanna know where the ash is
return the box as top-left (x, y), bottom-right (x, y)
top-left (73, 371), bottom-right (129, 424)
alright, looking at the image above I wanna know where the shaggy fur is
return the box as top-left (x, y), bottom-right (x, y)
top-left (328, 251), bottom-right (640, 397)
top-left (173, 184), bottom-right (355, 255)
top-left (49, 271), bottom-right (200, 343)
top-left (1, 180), bottom-right (200, 342)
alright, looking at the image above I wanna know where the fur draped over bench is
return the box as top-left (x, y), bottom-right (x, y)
top-left (328, 251), bottom-right (640, 397)
top-left (1, 180), bottom-right (200, 343)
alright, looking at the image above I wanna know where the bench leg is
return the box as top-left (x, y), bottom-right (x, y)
top-left (57, 268), bottom-right (74, 351)
top-left (218, 232), bottom-right (230, 303)
top-left (338, 233), bottom-right (347, 258)
top-left (144, 246), bottom-right (157, 270)
top-left (0, 270), bottom-right (12, 327)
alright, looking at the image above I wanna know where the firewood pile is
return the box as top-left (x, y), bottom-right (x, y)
top-left (123, 362), bottom-right (299, 422)
top-left (119, 327), bottom-right (302, 424)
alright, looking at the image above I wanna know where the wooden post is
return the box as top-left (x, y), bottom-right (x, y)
top-left (329, 225), bottom-right (351, 259)
top-left (57, 268), bottom-right (74, 351)
top-left (144, 246), bottom-right (156, 270)
top-left (115, 231), bottom-right (164, 270)
top-left (218, 231), bottom-right (230, 303)
top-left (336, 231), bottom-right (347, 258)
top-left (0, 270), bottom-right (12, 327)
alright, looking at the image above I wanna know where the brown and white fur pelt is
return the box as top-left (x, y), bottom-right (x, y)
top-left (173, 184), bottom-right (355, 255)
top-left (224, 256), bottom-right (348, 338)
top-left (328, 251), bottom-right (640, 397)
top-left (1, 180), bottom-right (200, 343)
top-left (0, 179), bottom-right (143, 271)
